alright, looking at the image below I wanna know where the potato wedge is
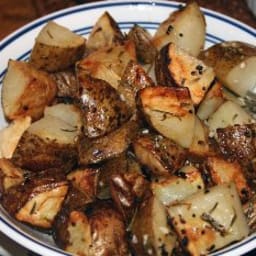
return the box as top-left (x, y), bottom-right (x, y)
top-left (207, 100), bottom-right (254, 137)
top-left (86, 11), bottom-right (124, 50)
top-left (199, 41), bottom-right (256, 97)
top-left (138, 86), bottom-right (195, 148)
top-left (152, 1), bottom-right (206, 56)
top-left (206, 156), bottom-right (251, 202)
top-left (2, 60), bottom-right (57, 121)
top-left (130, 194), bottom-right (176, 256)
top-left (155, 43), bottom-right (215, 105)
top-left (77, 74), bottom-right (131, 138)
top-left (168, 183), bottom-right (249, 255)
top-left (77, 40), bottom-right (136, 81)
top-left (133, 133), bottom-right (186, 177)
top-left (151, 165), bottom-right (205, 206)
top-left (127, 24), bottom-right (157, 64)
top-left (30, 21), bottom-right (85, 72)
top-left (2, 173), bottom-right (68, 229)
top-left (197, 80), bottom-right (224, 120)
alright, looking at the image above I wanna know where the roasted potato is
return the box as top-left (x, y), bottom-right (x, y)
top-left (199, 41), bottom-right (256, 97)
top-left (216, 123), bottom-right (256, 165)
top-left (50, 69), bottom-right (78, 99)
top-left (53, 201), bottom-right (129, 256)
top-left (2, 60), bottom-right (57, 121)
top-left (151, 165), bottom-right (205, 206)
top-left (138, 86), bottom-right (195, 148)
top-left (206, 156), bottom-right (251, 202)
top-left (207, 100), bottom-right (254, 137)
top-left (11, 111), bottom-right (80, 171)
top-left (197, 80), bottom-right (224, 120)
top-left (130, 194), bottom-right (176, 256)
top-left (86, 11), bottom-right (124, 50)
top-left (168, 183), bottom-right (249, 255)
top-left (77, 74), bottom-right (132, 138)
top-left (152, 1), bottom-right (206, 56)
top-left (118, 61), bottom-right (155, 111)
top-left (127, 24), bottom-right (157, 64)
top-left (77, 40), bottom-right (136, 87)
top-left (0, 116), bottom-right (31, 159)
top-left (2, 170), bottom-right (68, 229)
top-left (155, 43), bottom-right (215, 105)
top-left (78, 119), bottom-right (138, 165)
top-left (30, 21), bottom-right (85, 72)
top-left (133, 133), bottom-right (186, 177)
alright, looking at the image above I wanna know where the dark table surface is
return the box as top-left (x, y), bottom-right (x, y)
top-left (0, 0), bottom-right (255, 256)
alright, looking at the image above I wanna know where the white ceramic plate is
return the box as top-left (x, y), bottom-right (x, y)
top-left (0, 1), bottom-right (255, 255)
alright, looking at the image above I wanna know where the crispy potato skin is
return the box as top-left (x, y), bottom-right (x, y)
top-left (78, 120), bottom-right (138, 165)
top-left (77, 74), bottom-right (132, 138)
top-left (12, 132), bottom-right (77, 172)
top-left (2, 60), bottom-right (57, 121)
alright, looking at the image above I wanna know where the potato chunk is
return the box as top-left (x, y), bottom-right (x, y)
top-left (131, 194), bottom-right (176, 256)
top-left (77, 74), bottom-right (131, 138)
top-left (2, 60), bottom-right (57, 121)
top-left (199, 41), bottom-right (256, 97)
top-left (152, 1), bottom-right (206, 56)
top-left (152, 165), bottom-right (205, 206)
top-left (86, 11), bottom-right (124, 50)
top-left (156, 43), bottom-right (215, 105)
top-left (138, 86), bottom-right (195, 148)
top-left (30, 21), bottom-right (85, 72)
top-left (206, 156), bottom-right (251, 202)
top-left (168, 183), bottom-right (249, 255)
top-left (133, 133), bottom-right (186, 177)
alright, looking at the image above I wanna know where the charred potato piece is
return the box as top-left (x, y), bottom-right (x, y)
top-left (199, 41), bottom-right (256, 97)
top-left (86, 11), bottom-right (124, 50)
top-left (78, 119), bottom-right (138, 165)
top-left (2, 172), bottom-right (68, 229)
top-left (0, 159), bottom-right (25, 197)
top-left (77, 40), bottom-right (136, 82)
top-left (206, 156), bottom-right (251, 202)
top-left (168, 183), bottom-right (249, 255)
top-left (54, 201), bottom-right (129, 256)
top-left (156, 43), bottom-right (215, 105)
top-left (2, 60), bottom-right (57, 121)
top-left (197, 80), bottom-right (224, 120)
top-left (133, 133), bottom-right (186, 177)
top-left (77, 74), bottom-right (132, 138)
top-left (67, 167), bottom-right (99, 201)
top-left (0, 116), bottom-right (31, 159)
top-left (118, 61), bottom-right (155, 111)
top-left (30, 21), bottom-right (85, 72)
top-left (130, 194), bottom-right (176, 256)
top-left (127, 24), bottom-right (157, 64)
top-left (138, 86), bottom-right (195, 148)
top-left (216, 123), bottom-right (256, 165)
top-left (151, 165), bottom-right (205, 206)
top-left (50, 69), bottom-right (78, 98)
top-left (152, 1), bottom-right (206, 56)
top-left (208, 100), bottom-right (254, 138)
